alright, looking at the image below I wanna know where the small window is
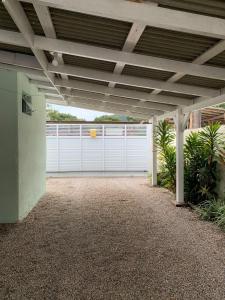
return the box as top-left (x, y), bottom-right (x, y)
top-left (22, 92), bottom-right (32, 116)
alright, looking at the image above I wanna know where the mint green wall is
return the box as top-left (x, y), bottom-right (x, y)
top-left (0, 70), bottom-right (19, 222)
top-left (0, 70), bottom-right (46, 223)
top-left (17, 73), bottom-right (46, 220)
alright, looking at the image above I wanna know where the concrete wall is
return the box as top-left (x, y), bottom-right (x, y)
top-left (0, 70), bottom-right (19, 222)
top-left (0, 70), bottom-right (46, 223)
top-left (17, 73), bottom-right (46, 220)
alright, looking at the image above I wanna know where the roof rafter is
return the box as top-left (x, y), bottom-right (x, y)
top-left (0, 29), bottom-right (225, 81)
top-left (38, 87), bottom-right (174, 112)
top-left (48, 64), bottom-right (218, 98)
top-left (22, 0), bottom-right (225, 39)
top-left (108, 22), bottom-right (146, 88)
top-left (32, 0), bottom-right (68, 81)
top-left (33, 79), bottom-right (192, 106)
top-left (45, 95), bottom-right (160, 118)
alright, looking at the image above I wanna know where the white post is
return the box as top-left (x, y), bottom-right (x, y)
top-left (175, 108), bottom-right (185, 206)
top-left (151, 116), bottom-right (157, 186)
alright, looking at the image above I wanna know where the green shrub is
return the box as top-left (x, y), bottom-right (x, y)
top-left (155, 121), bottom-right (176, 192)
top-left (195, 197), bottom-right (225, 230)
top-left (184, 122), bottom-right (224, 204)
top-left (155, 121), bottom-right (225, 205)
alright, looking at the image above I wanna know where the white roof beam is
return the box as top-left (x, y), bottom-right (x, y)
top-left (109, 23), bottom-right (145, 88)
top-left (3, 0), bottom-right (60, 95)
top-left (1, 29), bottom-right (225, 81)
top-left (32, 0), bottom-right (68, 81)
top-left (25, 0), bottom-right (225, 39)
top-left (49, 65), bottom-right (218, 98)
top-left (39, 87), bottom-right (173, 112)
top-left (157, 92), bottom-right (225, 121)
top-left (0, 62), bottom-right (43, 76)
top-left (45, 95), bottom-right (156, 118)
top-left (67, 98), bottom-right (160, 117)
top-left (35, 35), bottom-right (225, 81)
top-left (0, 50), bottom-right (41, 69)
top-left (43, 78), bottom-right (193, 106)
top-left (183, 92), bottom-right (225, 114)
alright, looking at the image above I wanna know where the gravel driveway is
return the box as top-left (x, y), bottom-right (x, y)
top-left (0, 177), bottom-right (225, 299)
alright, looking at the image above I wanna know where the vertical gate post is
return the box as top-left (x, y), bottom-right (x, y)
top-left (175, 108), bottom-right (185, 206)
top-left (151, 116), bottom-right (157, 186)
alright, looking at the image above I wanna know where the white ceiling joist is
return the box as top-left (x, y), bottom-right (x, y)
top-left (1, 29), bottom-right (225, 81)
top-left (45, 94), bottom-right (159, 118)
top-left (48, 64), bottom-right (218, 98)
top-left (0, 62), bottom-right (43, 76)
top-left (183, 92), bottom-right (225, 114)
top-left (33, 79), bottom-right (192, 106)
top-left (46, 98), bottom-right (149, 119)
top-left (32, 0), bottom-right (68, 81)
top-left (2, 0), bottom-right (60, 95)
top-left (39, 87), bottom-right (174, 112)
top-left (22, 0), bottom-right (225, 39)
top-left (70, 99), bottom-right (162, 116)
top-left (108, 22), bottom-right (145, 88)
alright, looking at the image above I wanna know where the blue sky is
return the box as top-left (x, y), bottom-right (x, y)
top-left (48, 103), bottom-right (112, 121)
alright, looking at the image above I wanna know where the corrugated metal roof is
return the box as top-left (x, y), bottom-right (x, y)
top-left (150, 0), bottom-right (225, 19)
top-left (206, 51), bottom-right (225, 67)
top-left (0, 42), bottom-right (33, 55)
top-left (68, 75), bottom-right (109, 86)
top-left (134, 26), bottom-right (219, 62)
top-left (63, 55), bottom-right (116, 72)
top-left (159, 90), bottom-right (196, 99)
top-left (0, 2), bottom-right (44, 35)
top-left (49, 7), bottom-right (132, 50)
top-left (21, 2), bottom-right (44, 36)
top-left (122, 65), bottom-right (174, 81)
top-left (177, 75), bottom-right (225, 89)
top-left (115, 83), bottom-right (153, 93)
top-left (0, 2), bottom-right (18, 32)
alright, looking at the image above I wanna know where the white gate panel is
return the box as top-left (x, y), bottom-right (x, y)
top-left (46, 137), bottom-right (58, 172)
top-left (58, 137), bottom-right (81, 171)
top-left (46, 124), bottom-right (151, 172)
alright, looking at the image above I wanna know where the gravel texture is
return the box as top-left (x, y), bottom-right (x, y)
top-left (0, 177), bottom-right (225, 300)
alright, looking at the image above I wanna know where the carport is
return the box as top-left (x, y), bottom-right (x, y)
top-left (1, 0), bottom-right (225, 222)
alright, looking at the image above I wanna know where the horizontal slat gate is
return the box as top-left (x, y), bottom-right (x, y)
top-left (46, 124), bottom-right (151, 172)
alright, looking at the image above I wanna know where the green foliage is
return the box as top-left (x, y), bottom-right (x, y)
top-left (218, 102), bottom-right (225, 109)
top-left (94, 115), bottom-right (121, 122)
top-left (195, 197), bottom-right (225, 230)
top-left (47, 109), bottom-right (84, 121)
top-left (94, 114), bottom-right (140, 122)
top-left (155, 121), bottom-right (225, 204)
top-left (155, 120), bottom-right (176, 192)
top-left (184, 122), bottom-right (225, 204)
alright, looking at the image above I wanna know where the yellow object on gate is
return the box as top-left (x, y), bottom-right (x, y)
top-left (90, 129), bottom-right (97, 138)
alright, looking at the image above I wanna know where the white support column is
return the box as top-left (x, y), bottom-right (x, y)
top-left (175, 108), bottom-right (185, 206)
top-left (151, 116), bottom-right (157, 187)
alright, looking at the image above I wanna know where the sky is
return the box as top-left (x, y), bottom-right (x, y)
top-left (48, 103), bottom-right (112, 121)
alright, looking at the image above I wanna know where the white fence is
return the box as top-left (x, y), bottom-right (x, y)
top-left (46, 123), bottom-right (152, 172)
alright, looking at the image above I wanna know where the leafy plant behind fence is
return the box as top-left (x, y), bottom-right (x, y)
top-left (155, 120), bottom-right (225, 204)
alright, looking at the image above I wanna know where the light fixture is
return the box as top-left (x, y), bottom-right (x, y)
top-left (51, 52), bottom-right (59, 66)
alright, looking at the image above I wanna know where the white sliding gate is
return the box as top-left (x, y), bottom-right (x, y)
top-left (46, 123), bottom-right (151, 172)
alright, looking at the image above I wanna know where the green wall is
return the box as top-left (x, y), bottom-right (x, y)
top-left (17, 73), bottom-right (46, 220)
top-left (0, 70), bottom-right (19, 222)
top-left (0, 70), bottom-right (46, 223)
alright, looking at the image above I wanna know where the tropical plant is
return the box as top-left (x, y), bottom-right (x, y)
top-left (156, 121), bottom-right (225, 204)
top-left (184, 122), bottom-right (225, 204)
top-left (155, 120), bottom-right (176, 192)
top-left (195, 197), bottom-right (225, 230)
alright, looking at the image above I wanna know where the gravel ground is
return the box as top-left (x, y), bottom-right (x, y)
top-left (0, 177), bottom-right (225, 300)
